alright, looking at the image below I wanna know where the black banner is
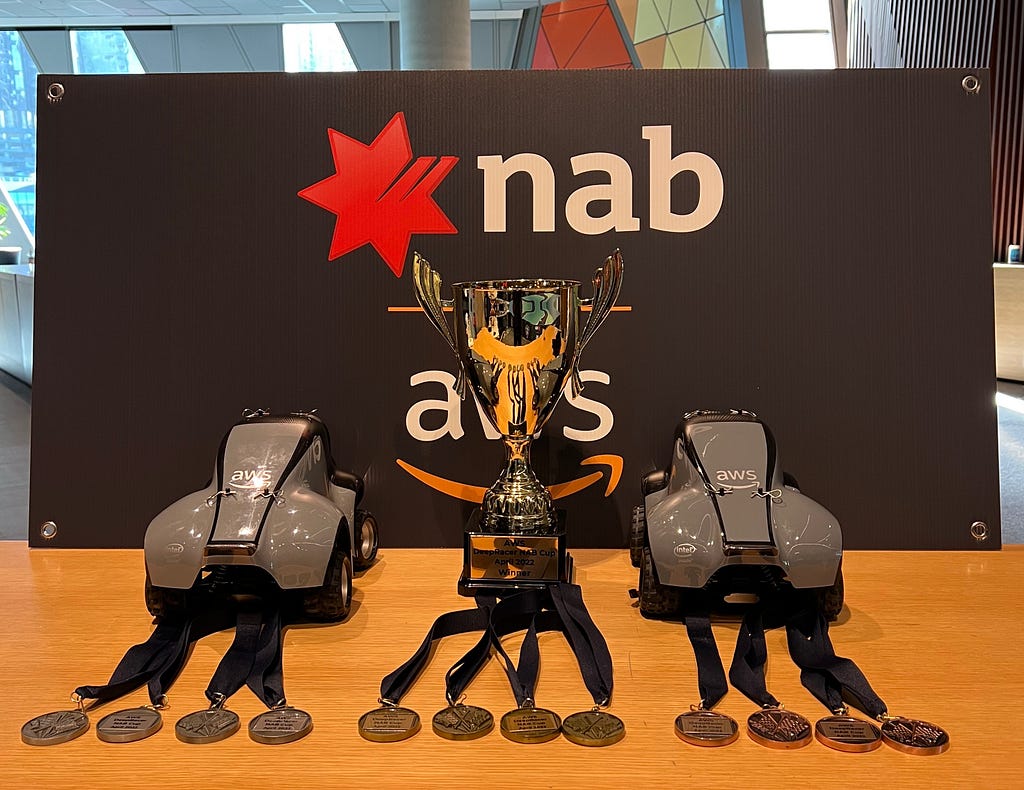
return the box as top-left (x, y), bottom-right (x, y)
top-left (30, 69), bottom-right (998, 549)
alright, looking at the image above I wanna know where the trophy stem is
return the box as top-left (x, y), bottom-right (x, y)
top-left (480, 436), bottom-right (556, 535)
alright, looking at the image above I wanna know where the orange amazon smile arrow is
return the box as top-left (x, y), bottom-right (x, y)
top-left (395, 454), bottom-right (624, 503)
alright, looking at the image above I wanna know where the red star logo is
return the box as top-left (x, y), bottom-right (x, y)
top-left (298, 112), bottom-right (459, 277)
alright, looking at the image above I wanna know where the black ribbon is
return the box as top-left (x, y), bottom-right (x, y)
top-left (201, 607), bottom-right (264, 707)
top-left (784, 593), bottom-right (887, 718)
top-left (728, 607), bottom-right (780, 708)
top-left (246, 606), bottom-right (286, 709)
top-left (683, 609), bottom-right (729, 710)
top-left (549, 583), bottom-right (614, 707)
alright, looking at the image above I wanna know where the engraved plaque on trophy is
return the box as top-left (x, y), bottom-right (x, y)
top-left (412, 250), bottom-right (623, 595)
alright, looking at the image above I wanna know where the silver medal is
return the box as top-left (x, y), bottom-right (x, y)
top-left (248, 706), bottom-right (313, 744)
top-left (175, 708), bottom-right (241, 744)
top-left (674, 710), bottom-right (739, 747)
top-left (95, 706), bottom-right (163, 743)
top-left (21, 709), bottom-right (90, 746)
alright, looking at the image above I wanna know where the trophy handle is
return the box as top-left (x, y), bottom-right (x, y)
top-left (573, 249), bottom-right (624, 395)
top-left (412, 252), bottom-right (466, 398)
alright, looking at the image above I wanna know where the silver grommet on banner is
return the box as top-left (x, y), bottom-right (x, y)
top-left (961, 75), bottom-right (981, 95)
top-left (970, 521), bottom-right (989, 541)
top-left (40, 521), bottom-right (58, 540)
top-left (46, 83), bottom-right (64, 103)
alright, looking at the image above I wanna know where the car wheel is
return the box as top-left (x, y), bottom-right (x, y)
top-left (629, 506), bottom-right (646, 568)
top-left (816, 560), bottom-right (844, 621)
top-left (639, 546), bottom-right (680, 618)
top-left (301, 533), bottom-right (353, 622)
top-left (353, 509), bottom-right (379, 571)
top-left (144, 570), bottom-right (187, 619)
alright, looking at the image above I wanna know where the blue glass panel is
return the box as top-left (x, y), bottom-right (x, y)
top-left (71, 30), bottom-right (145, 75)
top-left (0, 31), bottom-right (38, 237)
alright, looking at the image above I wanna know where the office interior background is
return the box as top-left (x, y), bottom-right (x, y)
top-left (0, 0), bottom-right (1022, 540)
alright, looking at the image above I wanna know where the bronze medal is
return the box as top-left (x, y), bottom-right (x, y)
top-left (175, 708), bottom-right (241, 744)
top-left (431, 704), bottom-right (493, 741)
top-left (499, 706), bottom-right (562, 744)
top-left (814, 715), bottom-right (882, 753)
top-left (358, 705), bottom-right (421, 743)
top-left (747, 708), bottom-right (813, 749)
top-left (561, 710), bottom-right (625, 747)
top-left (248, 707), bottom-right (313, 745)
top-left (880, 716), bottom-right (950, 756)
top-left (95, 706), bottom-right (163, 743)
top-left (674, 710), bottom-right (739, 747)
top-left (21, 709), bottom-right (90, 746)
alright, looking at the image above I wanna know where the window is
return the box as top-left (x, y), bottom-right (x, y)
top-left (282, 24), bottom-right (357, 73)
top-left (0, 31), bottom-right (38, 238)
top-left (71, 30), bottom-right (145, 74)
top-left (763, 0), bottom-right (836, 69)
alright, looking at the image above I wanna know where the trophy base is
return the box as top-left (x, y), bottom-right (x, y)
top-left (458, 509), bottom-right (573, 597)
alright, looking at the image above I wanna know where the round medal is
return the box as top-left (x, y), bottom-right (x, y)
top-left (175, 708), bottom-right (241, 744)
top-left (746, 708), bottom-right (813, 749)
top-left (21, 709), bottom-right (90, 746)
top-left (674, 710), bottom-right (739, 747)
top-left (814, 715), bottom-right (882, 753)
top-left (95, 707), bottom-right (163, 743)
top-left (499, 707), bottom-right (562, 744)
top-left (357, 706), bottom-right (421, 743)
top-left (880, 716), bottom-right (950, 756)
top-left (432, 704), bottom-right (494, 741)
top-left (561, 710), bottom-right (625, 747)
top-left (248, 707), bottom-right (313, 745)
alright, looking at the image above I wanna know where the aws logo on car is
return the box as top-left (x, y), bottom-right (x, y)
top-left (714, 469), bottom-right (759, 490)
top-left (229, 467), bottom-right (274, 490)
top-left (395, 369), bottom-right (623, 503)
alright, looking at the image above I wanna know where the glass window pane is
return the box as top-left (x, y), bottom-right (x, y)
top-left (763, 0), bottom-right (832, 32)
top-left (0, 31), bottom-right (38, 238)
top-left (766, 32), bottom-right (835, 68)
top-left (283, 24), bottom-right (357, 73)
top-left (71, 30), bottom-right (145, 74)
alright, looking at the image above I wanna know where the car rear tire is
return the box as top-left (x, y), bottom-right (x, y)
top-left (301, 534), bottom-right (353, 622)
top-left (639, 546), bottom-right (680, 618)
top-left (816, 561), bottom-right (844, 621)
top-left (144, 570), bottom-right (188, 619)
top-left (629, 506), bottom-right (646, 568)
top-left (353, 509), bottom-right (379, 571)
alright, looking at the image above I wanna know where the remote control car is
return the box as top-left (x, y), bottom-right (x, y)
top-left (633, 410), bottom-right (843, 620)
top-left (144, 410), bottom-right (378, 621)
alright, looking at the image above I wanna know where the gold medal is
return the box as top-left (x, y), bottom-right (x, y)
top-left (747, 707), bottom-right (812, 749)
top-left (21, 710), bottom-right (90, 746)
top-left (674, 710), bottom-right (739, 747)
top-left (358, 705), bottom-right (421, 743)
top-left (432, 703), bottom-right (493, 741)
top-left (561, 710), bottom-right (625, 747)
top-left (499, 706), bottom-right (562, 744)
top-left (95, 706), bottom-right (163, 743)
top-left (814, 714), bottom-right (882, 753)
top-left (880, 716), bottom-right (950, 756)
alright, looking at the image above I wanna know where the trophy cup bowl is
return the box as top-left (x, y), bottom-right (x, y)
top-left (412, 250), bottom-right (623, 594)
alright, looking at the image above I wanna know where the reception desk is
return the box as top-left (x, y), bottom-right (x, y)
top-left (2, 544), bottom-right (1022, 788)
top-left (0, 264), bottom-right (33, 384)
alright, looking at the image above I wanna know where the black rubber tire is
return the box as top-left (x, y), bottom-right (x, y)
top-left (816, 561), bottom-right (845, 621)
top-left (301, 535), bottom-right (353, 622)
top-left (629, 506), bottom-right (646, 568)
top-left (144, 570), bottom-right (187, 619)
top-left (638, 546), bottom-right (680, 618)
top-left (353, 509), bottom-right (379, 571)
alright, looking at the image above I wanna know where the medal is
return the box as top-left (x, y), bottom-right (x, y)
top-left (561, 709), bottom-right (625, 747)
top-left (249, 706), bottom-right (314, 745)
top-left (499, 705), bottom-right (562, 744)
top-left (21, 709), bottom-right (90, 746)
top-left (814, 713), bottom-right (882, 752)
top-left (95, 706), bottom-right (163, 743)
top-left (674, 709), bottom-right (739, 747)
top-left (175, 708), bottom-right (241, 744)
top-left (432, 703), bottom-right (493, 741)
top-left (747, 707), bottom-right (813, 749)
top-left (358, 704), bottom-right (422, 743)
top-left (879, 716), bottom-right (950, 756)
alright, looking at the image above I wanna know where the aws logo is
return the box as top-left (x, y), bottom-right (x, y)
top-left (230, 467), bottom-right (273, 490)
top-left (299, 112), bottom-right (723, 278)
top-left (396, 369), bottom-right (622, 503)
top-left (715, 469), bottom-right (759, 489)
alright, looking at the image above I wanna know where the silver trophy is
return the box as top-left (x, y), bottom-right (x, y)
top-left (412, 250), bottom-right (623, 593)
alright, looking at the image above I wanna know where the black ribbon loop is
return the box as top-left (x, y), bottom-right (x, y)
top-left (202, 608), bottom-right (263, 707)
top-left (683, 610), bottom-right (729, 710)
top-left (728, 607), bottom-right (780, 709)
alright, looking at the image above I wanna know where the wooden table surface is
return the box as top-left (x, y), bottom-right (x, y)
top-left (2, 543), bottom-right (1022, 789)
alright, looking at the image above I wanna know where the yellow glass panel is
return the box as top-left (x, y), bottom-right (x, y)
top-left (668, 0), bottom-right (704, 32)
top-left (699, 25), bottom-right (725, 67)
top-left (667, 23), bottom-right (703, 68)
top-left (708, 14), bottom-right (729, 66)
top-left (634, 0), bottom-right (669, 42)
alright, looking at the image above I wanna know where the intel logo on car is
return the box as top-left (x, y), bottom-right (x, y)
top-left (674, 543), bottom-right (697, 557)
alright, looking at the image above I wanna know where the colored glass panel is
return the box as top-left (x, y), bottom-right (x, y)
top-left (707, 14), bottom-right (730, 66)
top-left (618, 0), bottom-right (640, 35)
top-left (633, 0), bottom-right (667, 42)
top-left (634, 35), bottom-right (667, 68)
top-left (699, 27), bottom-right (725, 67)
top-left (566, 7), bottom-right (632, 68)
top-left (668, 0), bottom-right (704, 33)
top-left (543, 4), bottom-right (606, 67)
top-left (532, 27), bottom-right (558, 69)
top-left (703, 0), bottom-right (725, 17)
top-left (667, 24), bottom-right (704, 67)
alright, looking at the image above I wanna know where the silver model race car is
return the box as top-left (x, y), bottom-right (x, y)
top-left (632, 410), bottom-right (844, 620)
top-left (144, 410), bottom-right (378, 621)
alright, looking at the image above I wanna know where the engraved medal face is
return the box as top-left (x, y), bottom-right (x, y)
top-left (880, 716), bottom-right (950, 756)
top-left (358, 706), bottom-right (421, 743)
top-left (561, 710), bottom-right (626, 747)
top-left (95, 707), bottom-right (163, 743)
top-left (499, 707), bottom-right (562, 744)
top-left (674, 710), bottom-right (739, 747)
top-left (432, 704), bottom-right (494, 741)
top-left (248, 707), bottom-right (313, 745)
top-left (746, 708), bottom-right (812, 749)
top-left (814, 715), bottom-right (882, 753)
top-left (175, 708), bottom-right (241, 744)
top-left (21, 709), bottom-right (90, 746)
